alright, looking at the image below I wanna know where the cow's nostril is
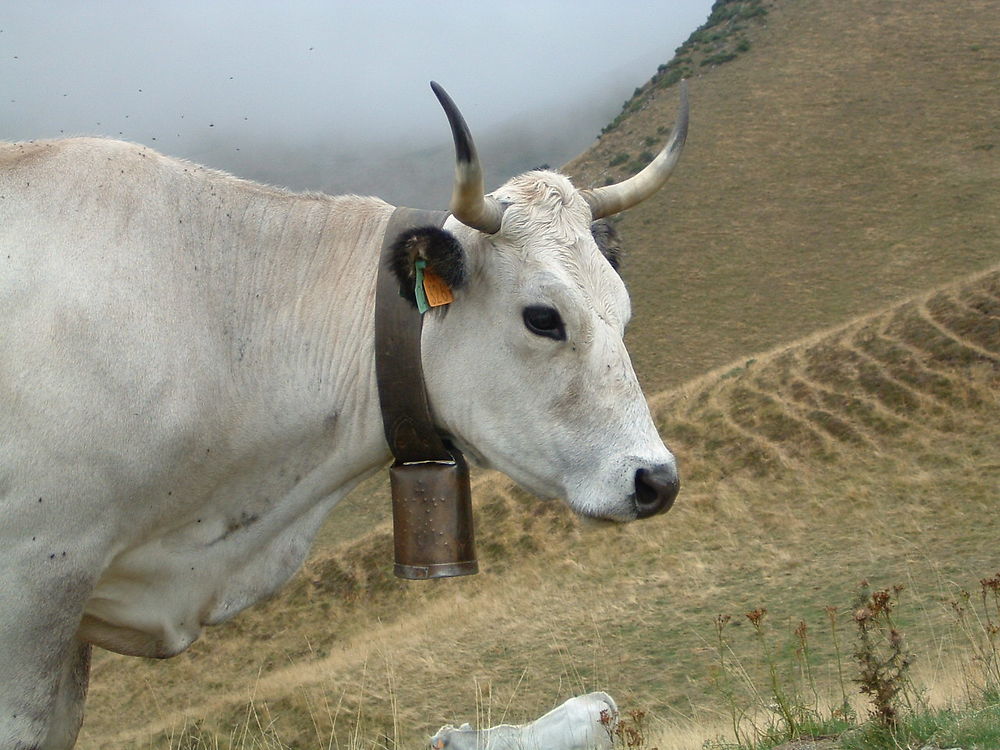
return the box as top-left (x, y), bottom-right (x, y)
top-left (634, 465), bottom-right (680, 518)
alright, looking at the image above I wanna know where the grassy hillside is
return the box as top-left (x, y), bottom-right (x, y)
top-left (77, 266), bottom-right (999, 748)
top-left (75, 1), bottom-right (999, 747)
top-left (566, 0), bottom-right (999, 393)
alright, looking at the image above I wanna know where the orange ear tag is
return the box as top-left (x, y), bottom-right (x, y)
top-left (422, 268), bottom-right (454, 308)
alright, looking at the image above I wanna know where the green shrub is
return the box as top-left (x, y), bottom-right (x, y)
top-left (702, 52), bottom-right (739, 67)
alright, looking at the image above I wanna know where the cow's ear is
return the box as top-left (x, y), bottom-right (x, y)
top-left (591, 219), bottom-right (623, 273)
top-left (388, 226), bottom-right (467, 307)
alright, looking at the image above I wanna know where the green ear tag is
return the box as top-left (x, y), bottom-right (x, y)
top-left (414, 259), bottom-right (430, 314)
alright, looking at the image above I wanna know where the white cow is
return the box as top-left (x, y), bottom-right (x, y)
top-left (0, 82), bottom-right (685, 748)
top-left (430, 692), bottom-right (619, 750)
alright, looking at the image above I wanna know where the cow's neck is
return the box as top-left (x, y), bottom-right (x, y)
top-left (74, 183), bottom-right (407, 658)
top-left (190, 187), bottom-right (398, 499)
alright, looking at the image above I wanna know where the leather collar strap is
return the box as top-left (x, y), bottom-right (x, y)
top-left (375, 207), bottom-right (453, 464)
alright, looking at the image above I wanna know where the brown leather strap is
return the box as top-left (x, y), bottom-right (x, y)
top-left (374, 207), bottom-right (453, 464)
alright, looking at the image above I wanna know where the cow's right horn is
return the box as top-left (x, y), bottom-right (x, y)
top-left (431, 81), bottom-right (504, 235)
top-left (580, 80), bottom-right (689, 220)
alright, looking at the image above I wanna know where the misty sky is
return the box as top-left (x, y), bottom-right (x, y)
top-left (2, 1), bottom-right (713, 207)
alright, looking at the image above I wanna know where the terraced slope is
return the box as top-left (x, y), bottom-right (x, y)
top-left (651, 269), bottom-right (1000, 484)
top-left (77, 268), bottom-right (999, 749)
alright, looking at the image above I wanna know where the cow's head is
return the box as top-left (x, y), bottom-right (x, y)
top-left (389, 82), bottom-right (687, 522)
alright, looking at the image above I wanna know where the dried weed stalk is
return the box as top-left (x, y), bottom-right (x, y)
top-left (949, 572), bottom-right (1000, 697)
top-left (851, 581), bottom-right (916, 729)
top-left (603, 707), bottom-right (656, 750)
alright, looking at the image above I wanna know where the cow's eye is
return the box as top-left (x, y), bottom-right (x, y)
top-left (522, 305), bottom-right (566, 341)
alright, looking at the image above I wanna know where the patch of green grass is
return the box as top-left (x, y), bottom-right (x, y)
top-left (628, 150), bottom-right (656, 173)
top-left (609, 152), bottom-right (630, 168)
top-left (836, 697), bottom-right (1000, 750)
top-left (702, 51), bottom-right (739, 67)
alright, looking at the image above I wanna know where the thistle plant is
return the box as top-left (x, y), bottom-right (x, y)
top-left (711, 613), bottom-right (745, 745)
top-left (604, 708), bottom-right (654, 750)
top-left (851, 582), bottom-right (916, 729)
top-left (745, 607), bottom-right (806, 740)
top-left (793, 619), bottom-right (821, 712)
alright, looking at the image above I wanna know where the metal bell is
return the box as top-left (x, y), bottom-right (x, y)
top-left (390, 450), bottom-right (478, 579)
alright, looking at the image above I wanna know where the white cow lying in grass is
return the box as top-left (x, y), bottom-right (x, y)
top-left (430, 692), bottom-right (619, 750)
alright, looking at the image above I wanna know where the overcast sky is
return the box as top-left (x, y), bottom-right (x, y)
top-left (2, 1), bottom-right (713, 206)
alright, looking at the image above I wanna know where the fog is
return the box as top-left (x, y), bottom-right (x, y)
top-left (2, 1), bottom-right (713, 207)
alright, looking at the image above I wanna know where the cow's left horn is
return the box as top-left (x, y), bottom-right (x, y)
top-left (431, 81), bottom-right (504, 235)
top-left (580, 80), bottom-right (689, 220)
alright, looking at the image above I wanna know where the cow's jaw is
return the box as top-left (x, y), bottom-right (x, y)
top-left (423, 313), bottom-right (677, 522)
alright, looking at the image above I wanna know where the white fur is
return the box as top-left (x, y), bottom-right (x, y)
top-left (426, 172), bottom-right (676, 520)
top-left (0, 140), bottom-right (673, 748)
top-left (430, 692), bottom-right (619, 750)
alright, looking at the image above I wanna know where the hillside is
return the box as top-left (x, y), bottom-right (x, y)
top-left (75, 1), bottom-right (1000, 747)
top-left (566, 0), bottom-right (1000, 393)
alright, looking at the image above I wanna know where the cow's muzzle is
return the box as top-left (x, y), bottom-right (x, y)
top-left (634, 465), bottom-right (680, 518)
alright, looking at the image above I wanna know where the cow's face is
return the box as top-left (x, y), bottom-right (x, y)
top-left (386, 81), bottom-right (689, 521)
top-left (390, 171), bottom-right (678, 522)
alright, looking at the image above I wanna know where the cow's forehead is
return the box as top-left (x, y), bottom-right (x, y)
top-left (493, 170), bottom-right (592, 245)
top-left (488, 170), bottom-right (631, 328)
